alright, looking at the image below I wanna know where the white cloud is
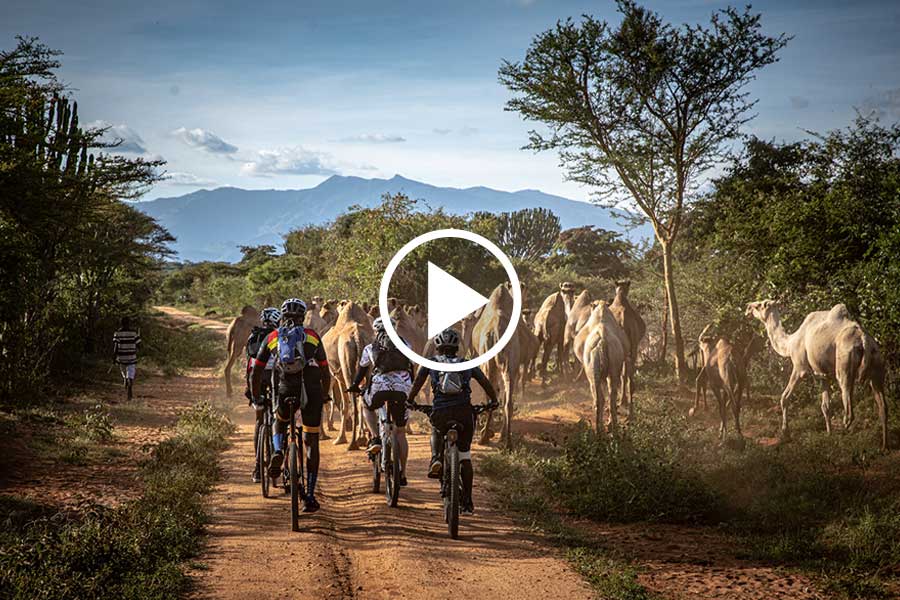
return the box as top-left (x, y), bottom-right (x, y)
top-left (165, 171), bottom-right (217, 187)
top-left (240, 146), bottom-right (338, 177)
top-left (171, 127), bottom-right (238, 154)
top-left (88, 120), bottom-right (147, 154)
top-left (339, 133), bottom-right (406, 143)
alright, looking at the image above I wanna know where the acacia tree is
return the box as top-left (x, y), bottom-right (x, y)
top-left (499, 1), bottom-right (789, 380)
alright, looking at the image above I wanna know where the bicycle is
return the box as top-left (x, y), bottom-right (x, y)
top-left (379, 395), bottom-right (406, 508)
top-left (411, 402), bottom-right (491, 539)
top-left (255, 380), bottom-right (275, 498)
top-left (273, 392), bottom-right (306, 532)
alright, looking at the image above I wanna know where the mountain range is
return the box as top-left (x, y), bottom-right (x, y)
top-left (135, 174), bottom-right (645, 262)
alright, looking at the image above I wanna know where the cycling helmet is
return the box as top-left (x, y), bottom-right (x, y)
top-left (260, 307), bottom-right (281, 328)
top-left (434, 328), bottom-right (460, 351)
top-left (372, 316), bottom-right (396, 333)
top-left (280, 298), bottom-right (307, 323)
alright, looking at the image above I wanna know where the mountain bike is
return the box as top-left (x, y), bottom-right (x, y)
top-left (256, 380), bottom-right (275, 498)
top-left (379, 394), bottom-right (407, 508)
top-left (411, 403), bottom-right (490, 539)
top-left (275, 393), bottom-right (306, 532)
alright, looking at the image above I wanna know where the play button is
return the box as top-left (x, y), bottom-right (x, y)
top-left (426, 262), bottom-right (489, 339)
top-left (379, 228), bottom-right (522, 372)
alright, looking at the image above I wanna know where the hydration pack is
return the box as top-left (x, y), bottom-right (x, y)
top-left (372, 331), bottom-right (410, 373)
top-left (435, 355), bottom-right (465, 395)
top-left (276, 325), bottom-right (307, 376)
top-left (246, 326), bottom-right (271, 359)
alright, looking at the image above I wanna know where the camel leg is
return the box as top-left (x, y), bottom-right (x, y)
top-left (819, 380), bottom-right (833, 434)
top-left (712, 387), bottom-right (727, 440)
top-left (587, 360), bottom-right (602, 433)
top-left (555, 337), bottom-right (566, 376)
top-left (332, 382), bottom-right (348, 445)
top-left (691, 370), bottom-right (707, 417)
top-left (502, 371), bottom-right (514, 449)
top-left (348, 393), bottom-right (361, 451)
top-left (223, 351), bottom-right (237, 397)
top-left (605, 376), bottom-right (617, 436)
top-left (538, 342), bottom-right (551, 385)
top-left (732, 383), bottom-right (743, 439)
top-left (837, 376), bottom-right (855, 430)
top-left (779, 369), bottom-right (803, 441)
top-left (871, 380), bottom-right (888, 451)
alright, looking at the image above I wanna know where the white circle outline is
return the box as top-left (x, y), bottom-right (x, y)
top-left (378, 228), bottom-right (521, 373)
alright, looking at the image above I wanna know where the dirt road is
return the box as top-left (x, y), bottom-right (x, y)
top-left (156, 306), bottom-right (591, 600)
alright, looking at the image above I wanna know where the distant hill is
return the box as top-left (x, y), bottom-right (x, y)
top-left (135, 174), bottom-right (646, 262)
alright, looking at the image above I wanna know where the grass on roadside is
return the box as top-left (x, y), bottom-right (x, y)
top-left (0, 401), bottom-right (234, 600)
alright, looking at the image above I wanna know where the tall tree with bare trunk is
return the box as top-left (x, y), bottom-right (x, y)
top-left (499, 1), bottom-right (789, 381)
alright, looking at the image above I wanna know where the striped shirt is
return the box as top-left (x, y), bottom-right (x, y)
top-left (113, 330), bottom-right (141, 365)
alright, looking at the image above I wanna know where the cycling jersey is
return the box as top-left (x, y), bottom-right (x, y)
top-left (359, 341), bottom-right (412, 402)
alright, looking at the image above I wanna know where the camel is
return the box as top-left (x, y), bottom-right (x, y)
top-left (692, 330), bottom-right (764, 415)
top-left (472, 282), bottom-right (521, 448)
top-left (608, 280), bottom-right (646, 420)
top-left (518, 312), bottom-right (540, 394)
top-left (559, 281), bottom-right (576, 315)
top-left (406, 304), bottom-right (426, 330)
top-left (533, 285), bottom-right (570, 383)
top-left (573, 301), bottom-right (628, 434)
top-left (691, 326), bottom-right (743, 440)
top-left (319, 300), bottom-right (339, 328)
top-left (224, 305), bottom-right (260, 396)
top-left (368, 305), bottom-right (379, 318)
top-left (322, 300), bottom-right (374, 450)
top-left (390, 305), bottom-right (426, 354)
top-left (305, 301), bottom-right (331, 336)
top-left (746, 300), bottom-right (888, 450)
top-left (564, 289), bottom-right (594, 364)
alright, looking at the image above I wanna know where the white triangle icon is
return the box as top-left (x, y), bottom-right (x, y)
top-left (426, 262), bottom-right (489, 339)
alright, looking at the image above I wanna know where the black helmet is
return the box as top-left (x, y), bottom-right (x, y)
top-left (434, 328), bottom-right (460, 351)
top-left (280, 298), bottom-right (307, 323)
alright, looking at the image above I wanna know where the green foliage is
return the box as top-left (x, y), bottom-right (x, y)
top-left (67, 404), bottom-right (114, 443)
top-left (0, 401), bottom-right (233, 600)
top-left (567, 548), bottom-right (660, 600)
top-left (550, 225), bottom-right (630, 279)
top-left (140, 318), bottom-right (223, 376)
top-left (0, 38), bottom-right (171, 406)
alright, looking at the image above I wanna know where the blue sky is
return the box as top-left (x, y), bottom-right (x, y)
top-left (4, 0), bottom-right (899, 200)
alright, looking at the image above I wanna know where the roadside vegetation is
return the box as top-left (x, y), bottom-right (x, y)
top-left (0, 401), bottom-right (233, 600)
top-left (481, 381), bottom-right (900, 598)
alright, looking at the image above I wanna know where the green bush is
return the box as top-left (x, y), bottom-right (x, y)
top-left (0, 401), bottom-right (233, 600)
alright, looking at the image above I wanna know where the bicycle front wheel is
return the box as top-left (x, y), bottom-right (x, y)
top-left (290, 441), bottom-right (300, 532)
top-left (447, 444), bottom-right (460, 539)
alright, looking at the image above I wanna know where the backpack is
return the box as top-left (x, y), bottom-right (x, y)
top-left (371, 331), bottom-right (410, 373)
top-left (434, 355), bottom-right (465, 395)
top-left (276, 325), bottom-right (307, 376)
top-left (246, 326), bottom-right (270, 359)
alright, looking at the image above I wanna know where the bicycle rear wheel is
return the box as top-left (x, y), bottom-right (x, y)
top-left (290, 440), bottom-right (300, 532)
top-left (389, 438), bottom-right (401, 508)
top-left (258, 422), bottom-right (271, 498)
top-left (447, 444), bottom-right (460, 539)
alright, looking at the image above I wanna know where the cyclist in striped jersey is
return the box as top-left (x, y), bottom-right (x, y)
top-left (113, 317), bottom-right (141, 401)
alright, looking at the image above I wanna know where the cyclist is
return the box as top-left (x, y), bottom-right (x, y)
top-left (347, 316), bottom-right (414, 486)
top-left (406, 328), bottom-right (499, 515)
top-left (113, 316), bottom-right (141, 401)
top-left (244, 306), bottom-right (281, 483)
top-left (250, 298), bottom-right (331, 513)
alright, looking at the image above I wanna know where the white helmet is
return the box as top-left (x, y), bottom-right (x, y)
top-left (260, 307), bottom-right (282, 328)
top-left (372, 316), bottom-right (395, 333)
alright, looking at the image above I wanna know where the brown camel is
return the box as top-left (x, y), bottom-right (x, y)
top-left (533, 285), bottom-right (569, 383)
top-left (746, 300), bottom-right (888, 449)
top-left (472, 283), bottom-right (520, 448)
top-left (691, 326), bottom-right (743, 440)
top-left (390, 306), bottom-right (426, 354)
top-left (518, 312), bottom-right (540, 394)
top-left (224, 305), bottom-right (260, 396)
top-left (573, 301), bottom-right (628, 434)
top-left (322, 300), bottom-right (373, 450)
top-left (692, 329), bottom-right (764, 416)
top-left (304, 301), bottom-right (331, 336)
top-left (608, 280), bottom-right (646, 420)
top-left (319, 300), bottom-right (339, 329)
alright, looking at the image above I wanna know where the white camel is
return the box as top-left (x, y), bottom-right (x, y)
top-left (746, 300), bottom-right (888, 450)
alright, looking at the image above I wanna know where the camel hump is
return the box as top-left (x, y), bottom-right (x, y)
top-left (829, 304), bottom-right (850, 320)
top-left (240, 305), bottom-right (258, 319)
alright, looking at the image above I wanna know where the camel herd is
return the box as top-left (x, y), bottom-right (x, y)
top-left (222, 284), bottom-right (890, 451)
